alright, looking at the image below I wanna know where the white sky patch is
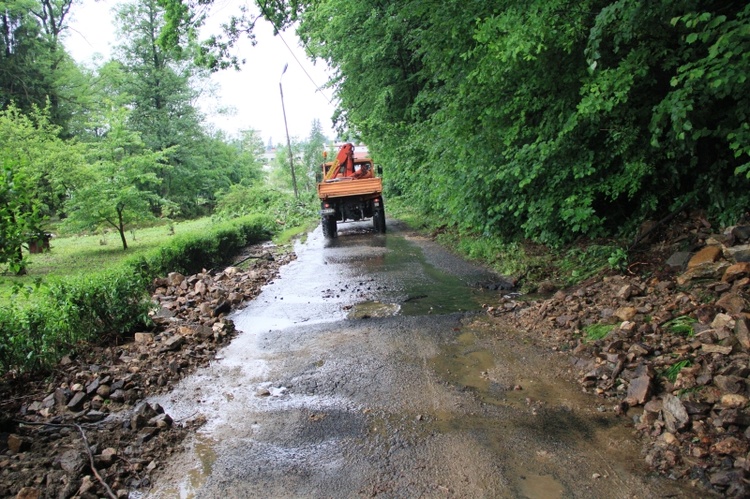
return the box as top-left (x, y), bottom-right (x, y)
top-left (63, 0), bottom-right (338, 144)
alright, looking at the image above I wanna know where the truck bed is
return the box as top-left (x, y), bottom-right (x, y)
top-left (317, 177), bottom-right (383, 200)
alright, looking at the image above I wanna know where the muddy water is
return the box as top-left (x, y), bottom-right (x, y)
top-left (145, 220), bottom-right (696, 498)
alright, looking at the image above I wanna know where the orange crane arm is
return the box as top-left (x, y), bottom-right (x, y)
top-left (324, 143), bottom-right (355, 180)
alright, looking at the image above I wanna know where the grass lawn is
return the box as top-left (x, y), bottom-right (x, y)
top-left (0, 219), bottom-right (214, 300)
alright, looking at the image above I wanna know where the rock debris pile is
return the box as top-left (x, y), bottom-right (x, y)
top-left (0, 246), bottom-right (294, 498)
top-left (492, 220), bottom-right (750, 496)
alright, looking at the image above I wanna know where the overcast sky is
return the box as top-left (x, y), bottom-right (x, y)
top-left (63, 0), bottom-right (338, 145)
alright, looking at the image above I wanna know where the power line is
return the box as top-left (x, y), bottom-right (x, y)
top-left (257, 1), bottom-right (332, 105)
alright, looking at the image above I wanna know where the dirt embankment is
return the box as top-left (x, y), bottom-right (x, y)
top-left (490, 216), bottom-right (750, 497)
top-left (0, 244), bottom-right (295, 499)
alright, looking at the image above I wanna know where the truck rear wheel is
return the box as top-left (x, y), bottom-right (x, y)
top-left (322, 216), bottom-right (337, 239)
top-left (373, 203), bottom-right (386, 234)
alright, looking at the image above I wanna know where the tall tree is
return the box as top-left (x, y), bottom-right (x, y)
top-left (301, 119), bottom-right (326, 194)
top-left (63, 106), bottom-right (170, 250)
top-left (1, 0), bottom-right (83, 132)
top-left (0, 103), bottom-right (83, 273)
top-left (112, 0), bottom-right (210, 216)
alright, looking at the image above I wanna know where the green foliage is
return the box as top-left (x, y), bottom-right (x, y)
top-left (663, 359), bottom-right (692, 383)
top-left (0, 104), bottom-right (80, 212)
top-left (214, 184), bottom-right (317, 230)
top-left (62, 107), bottom-right (170, 250)
top-left (108, 0), bottom-right (251, 218)
top-left (584, 323), bottom-right (616, 342)
top-left (0, 267), bottom-right (151, 372)
top-left (129, 214), bottom-right (273, 277)
top-left (228, 0), bottom-right (750, 245)
top-left (0, 214), bottom-right (276, 374)
top-left (0, 104), bottom-right (85, 273)
top-left (664, 316), bottom-right (698, 336)
top-left (0, 158), bottom-right (39, 275)
top-left (607, 247), bottom-right (629, 272)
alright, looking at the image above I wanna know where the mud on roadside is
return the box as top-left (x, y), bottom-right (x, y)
top-left (488, 215), bottom-right (750, 497)
top-left (0, 243), bottom-right (295, 499)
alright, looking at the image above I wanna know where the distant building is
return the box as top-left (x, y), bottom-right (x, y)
top-left (262, 137), bottom-right (277, 168)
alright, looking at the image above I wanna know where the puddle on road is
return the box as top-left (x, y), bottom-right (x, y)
top-left (518, 473), bottom-right (564, 499)
top-left (346, 300), bottom-right (401, 319)
top-left (425, 317), bottom-right (663, 498)
top-left (429, 331), bottom-right (495, 393)
top-left (155, 433), bottom-right (218, 499)
top-left (323, 231), bottom-right (493, 317)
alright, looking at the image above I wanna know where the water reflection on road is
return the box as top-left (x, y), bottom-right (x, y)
top-left (145, 220), bottom-right (697, 499)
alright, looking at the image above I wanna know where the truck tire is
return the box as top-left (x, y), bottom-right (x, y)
top-left (373, 205), bottom-right (386, 234)
top-left (322, 216), bottom-right (337, 239)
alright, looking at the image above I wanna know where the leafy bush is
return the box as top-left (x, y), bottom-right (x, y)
top-left (214, 184), bottom-right (317, 230)
top-left (0, 268), bottom-right (151, 372)
top-left (0, 214), bottom-right (277, 374)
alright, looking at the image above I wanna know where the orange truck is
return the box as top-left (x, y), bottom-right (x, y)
top-left (317, 143), bottom-right (385, 238)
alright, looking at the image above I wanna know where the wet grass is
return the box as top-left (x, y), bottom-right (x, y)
top-left (583, 323), bottom-right (616, 342)
top-left (388, 197), bottom-right (627, 293)
top-left (273, 220), bottom-right (318, 245)
top-left (664, 316), bottom-right (698, 337)
top-left (663, 359), bottom-right (692, 383)
top-left (0, 218), bottom-right (213, 300)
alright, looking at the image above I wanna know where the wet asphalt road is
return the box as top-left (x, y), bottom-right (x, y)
top-left (145, 220), bottom-right (696, 498)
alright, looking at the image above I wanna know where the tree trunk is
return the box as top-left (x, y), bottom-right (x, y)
top-left (116, 206), bottom-right (128, 250)
top-left (15, 245), bottom-right (26, 276)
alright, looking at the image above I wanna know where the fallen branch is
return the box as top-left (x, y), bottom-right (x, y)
top-left (14, 420), bottom-right (116, 499)
top-left (74, 423), bottom-right (117, 499)
top-left (629, 201), bottom-right (689, 251)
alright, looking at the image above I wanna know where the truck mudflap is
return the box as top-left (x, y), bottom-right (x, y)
top-left (320, 208), bottom-right (336, 216)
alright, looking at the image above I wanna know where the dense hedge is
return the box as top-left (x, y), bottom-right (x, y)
top-left (0, 214), bottom-right (273, 373)
top-left (129, 214), bottom-right (273, 277)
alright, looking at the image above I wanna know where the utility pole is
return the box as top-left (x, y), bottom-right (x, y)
top-left (279, 63), bottom-right (299, 198)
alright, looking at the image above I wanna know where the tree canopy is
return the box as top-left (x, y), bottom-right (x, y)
top-left (162, 0), bottom-right (750, 243)
top-left (0, 0), bottom-right (274, 272)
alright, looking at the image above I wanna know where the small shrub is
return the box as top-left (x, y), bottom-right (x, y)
top-left (607, 247), bottom-right (629, 271)
top-left (584, 323), bottom-right (616, 342)
top-left (664, 316), bottom-right (697, 336)
top-left (663, 359), bottom-right (692, 383)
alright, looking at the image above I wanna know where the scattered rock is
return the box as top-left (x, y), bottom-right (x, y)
top-left (662, 394), bottom-right (690, 433)
top-left (716, 293), bottom-right (748, 315)
top-left (0, 242), bottom-right (295, 498)
top-left (722, 262), bottom-right (750, 283)
top-left (666, 251), bottom-right (691, 269)
top-left (6, 434), bottom-right (30, 454)
top-left (161, 334), bottom-right (186, 352)
top-left (134, 332), bottom-right (154, 344)
top-left (688, 246), bottom-right (723, 268)
top-left (488, 215), bottom-right (750, 496)
top-left (724, 244), bottom-right (750, 263)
